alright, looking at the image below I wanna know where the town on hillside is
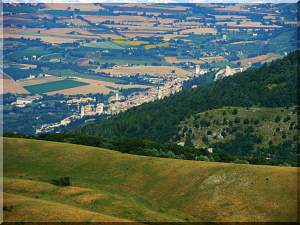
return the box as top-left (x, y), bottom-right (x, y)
top-left (2, 3), bottom-right (298, 134)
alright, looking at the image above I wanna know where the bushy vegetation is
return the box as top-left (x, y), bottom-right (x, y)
top-left (51, 177), bottom-right (71, 187)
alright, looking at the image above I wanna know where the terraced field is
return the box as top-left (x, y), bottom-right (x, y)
top-left (3, 138), bottom-right (298, 222)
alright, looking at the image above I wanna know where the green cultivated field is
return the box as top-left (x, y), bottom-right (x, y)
top-left (82, 41), bottom-right (125, 50)
top-left (3, 138), bottom-right (298, 222)
top-left (10, 46), bottom-right (52, 58)
top-left (24, 79), bottom-right (89, 94)
top-left (45, 69), bottom-right (128, 84)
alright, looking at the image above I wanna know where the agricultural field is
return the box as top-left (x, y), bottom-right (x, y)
top-left (45, 78), bottom-right (150, 95)
top-left (3, 138), bottom-right (298, 222)
top-left (236, 53), bottom-right (281, 66)
top-left (164, 56), bottom-right (224, 64)
top-left (144, 42), bottom-right (169, 49)
top-left (1, 74), bottom-right (29, 94)
top-left (113, 39), bottom-right (149, 46)
top-left (95, 66), bottom-right (193, 78)
top-left (179, 28), bottom-right (217, 35)
top-left (82, 41), bottom-right (125, 50)
top-left (17, 76), bottom-right (63, 87)
top-left (43, 3), bottom-right (105, 11)
top-left (43, 69), bottom-right (128, 84)
top-left (23, 79), bottom-right (89, 94)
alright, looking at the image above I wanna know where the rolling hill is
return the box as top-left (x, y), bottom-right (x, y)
top-left (3, 137), bottom-right (298, 222)
top-left (178, 106), bottom-right (297, 149)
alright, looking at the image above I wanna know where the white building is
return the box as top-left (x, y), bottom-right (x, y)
top-left (96, 103), bottom-right (104, 114)
top-left (16, 98), bottom-right (32, 107)
top-left (195, 65), bottom-right (201, 75)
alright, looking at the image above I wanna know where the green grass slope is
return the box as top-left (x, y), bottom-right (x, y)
top-left (4, 138), bottom-right (298, 222)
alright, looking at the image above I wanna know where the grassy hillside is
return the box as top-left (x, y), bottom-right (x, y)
top-left (179, 106), bottom-right (297, 148)
top-left (4, 138), bottom-right (298, 222)
top-left (76, 51), bottom-right (298, 144)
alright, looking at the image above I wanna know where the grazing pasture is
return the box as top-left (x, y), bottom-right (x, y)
top-left (3, 138), bottom-right (298, 222)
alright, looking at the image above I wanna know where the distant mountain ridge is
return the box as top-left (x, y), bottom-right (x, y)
top-left (76, 51), bottom-right (298, 144)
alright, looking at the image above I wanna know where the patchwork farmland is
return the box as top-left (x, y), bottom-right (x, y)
top-left (3, 2), bottom-right (298, 138)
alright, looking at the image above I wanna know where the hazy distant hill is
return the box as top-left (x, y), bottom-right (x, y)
top-left (76, 51), bottom-right (298, 144)
top-left (4, 138), bottom-right (298, 222)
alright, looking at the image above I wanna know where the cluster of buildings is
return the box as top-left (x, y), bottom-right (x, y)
top-left (36, 114), bottom-right (81, 134)
top-left (12, 95), bottom-right (41, 107)
top-left (107, 77), bottom-right (187, 115)
top-left (34, 76), bottom-right (188, 134)
top-left (214, 66), bottom-right (245, 81)
top-left (80, 103), bottom-right (104, 118)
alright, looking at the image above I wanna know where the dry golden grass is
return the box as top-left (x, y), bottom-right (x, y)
top-left (3, 138), bottom-right (298, 222)
top-left (44, 3), bottom-right (104, 11)
top-left (106, 24), bottom-right (177, 33)
top-left (1, 75), bottom-right (29, 94)
top-left (237, 53), bottom-right (281, 66)
top-left (145, 42), bottom-right (169, 49)
top-left (214, 15), bottom-right (247, 20)
top-left (4, 178), bottom-right (56, 194)
top-left (122, 33), bottom-right (155, 39)
top-left (46, 78), bottom-right (150, 95)
top-left (61, 18), bottom-right (89, 27)
top-left (4, 193), bottom-right (128, 222)
top-left (119, 3), bottom-right (190, 11)
top-left (96, 66), bottom-right (193, 78)
top-left (216, 21), bottom-right (281, 28)
top-left (4, 27), bottom-right (123, 44)
top-left (215, 5), bottom-right (250, 12)
top-left (179, 27), bottom-right (217, 35)
top-left (165, 56), bottom-right (224, 64)
top-left (229, 40), bottom-right (257, 45)
top-left (263, 15), bottom-right (277, 20)
top-left (17, 76), bottom-right (63, 87)
top-left (55, 186), bottom-right (92, 197)
top-left (73, 193), bottom-right (105, 204)
top-left (161, 33), bottom-right (187, 41)
top-left (82, 15), bottom-right (155, 24)
top-left (17, 64), bottom-right (38, 69)
top-left (3, 177), bottom-right (178, 222)
top-left (3, 28), bottom-right (78, 44)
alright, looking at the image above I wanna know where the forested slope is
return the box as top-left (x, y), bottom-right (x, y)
top-left (76, 51), bottom-right (298, 143)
